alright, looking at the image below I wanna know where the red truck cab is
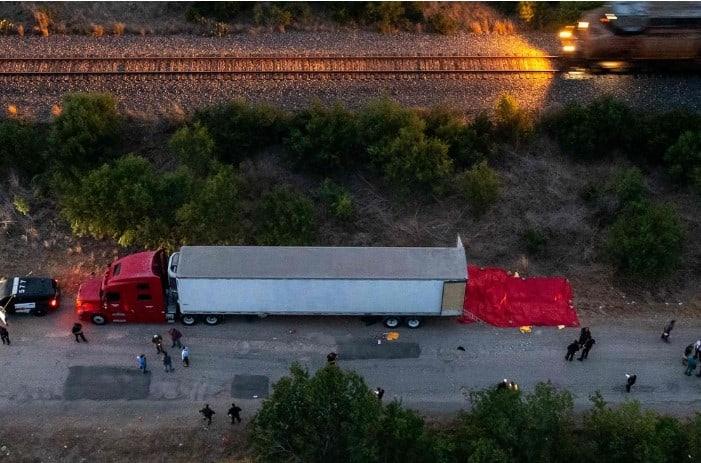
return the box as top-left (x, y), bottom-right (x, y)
top-left (76, 250), bottom-right (169, 324)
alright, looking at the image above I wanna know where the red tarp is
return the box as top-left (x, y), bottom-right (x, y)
top-left (460, 266), bottom-right (579, 327)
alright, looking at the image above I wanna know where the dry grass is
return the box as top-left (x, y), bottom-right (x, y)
top-left (112, 21), bottom-right (125, 36)
top-left (422, 2), bottom-right (516, 35)
top-left (91, 22), bottom-right (104, 37)
top-left (32, 9), bottom-right (50, 36)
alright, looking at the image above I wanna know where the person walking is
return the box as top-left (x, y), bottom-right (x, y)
top-left (327, 352), bottom-right (338, 365)
top-left (152, 334), bottom-right (165, 355)
top-left (625, 374), bottom-right (637, 393)
top-left (660, 320), bottom-right (675, 343)
top-left (374, 387), bottom-right (385, 401)
top-left (163, 351), bottom-right (174, 372)
top-left (181, 346), bottom-right (190, 367)
top-left (168, 328), bottom-right (183, 348)
top-left (565, 340), bottom-right (580, 361)
top-left (228, 403), bottom-right (242, 424)
top-left (578, 327), bottom-right (592, 347)
top-left (578, 338), bottom-right (596, 361)
top-left (685, 354), bottom-right (697, 376)
top-left (200, 404), bottom-right (215, 425)
top-left (72, 323), bottom-right (87, 343)
top-left (694, 340), bottom-right (701, 359)
top-left (137, 354), bottom-right (148, 374)
top-left (0, 325), bottom-right (9, 345)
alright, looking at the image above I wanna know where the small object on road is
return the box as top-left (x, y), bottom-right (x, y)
top-left (685, 355), bottom-right (697, 376)
top-left (557, 325), bottom-right (565, 330)
top-left (565, 340), bottom-right (580, 361)
top-left (136, 354), bottom-right (148, 374)
top-left (578, 327), bottom-right (592, 346)
top-left (152, 334), bottom-right (164, 354)
top-left (163, 352), bottom-right (174, 372)
top-left (625, 374), bottom-right (637, 393)
top-left (199, 404), bottom-right (215, 425)
top-left (0, 325), bottom-right (10, 345)
top-left (660, 320), bottom-right (675, 343)
top-left (168, 328), bottom-right (182, 348)
top-left (457, 346), bottom-right (465, 351)
top-left (327, 352), bottom-right (338, 365)
top-left (519, 326), bottom-right (532, 334)
top-left (374, 387), bottom-right (385, 401)
top-left (71, 323), bottom-right (87, 343)
top-left (386, 331), bottom-right (399, 341)
top-left (578, 338), bottom-right (596, 361)
top-left (228, 403), bottom-right (242, 424)
top-left (181, 346), bottom-right (190, 367)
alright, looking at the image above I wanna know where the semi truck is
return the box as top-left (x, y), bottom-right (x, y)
top-left (75, 240), bottom-right (468, 329)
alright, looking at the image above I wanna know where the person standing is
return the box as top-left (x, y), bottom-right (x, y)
top-left (181, 346), bottom-right (190, 367)
top-left (200, 404), bottom-right (215, 425)
top-left (163, 351), bottom-right (174, 372)
top-left (625, 374), bottom-right (637, 393)
top-left (327, 352), bottom-right (338, 365)
top-left (660, 320), bottom-right (675, 343)
top-left (578, 327), bottom-right (592, 347)
top-left (0, 325), bottom-right (9, 345)
top-left (152, 334), bottom-right (165, 354)
top-left (228, 403), bottom-right (242, 424)
top-left (72, 323), bottom-right (87, 343)
top-left (578, 338), bottom-right (596, 361)
top-left (694, 340), bottom-right (701, 359)
top-left (565, 340), bottom-right (580, 361)
top-left (374, 387), bottom-right (385, 401)
top-left (685, 354), bottom-right (697, 376)
top-left (137, 354), bottom-right (148, 374)
top-left (168, 327), bottom-right (183, 348)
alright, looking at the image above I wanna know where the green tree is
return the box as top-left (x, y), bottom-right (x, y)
top-left (664, 131), bottom-right (701, 192)
top-left (493, 95), bottom-right (533, 147)
top-left (169, 122), bottom-right (216, 177)
top-left (255, 186), bottom-right (317, 245)
top-left (424, 106), bottom-right (493, 168)
top-left (176, 165), bottom-right (247, 244)
top-left (456, 161), bottom-right (501, 215)
top-left (49, 92), bottom-right (121, 171)
top-left (607, 201), bottom-right (684, 279)
top-left (285, 102), bottom-right (360, 173)
top-left (318, 179), bottom-right (354, 221)
top-left (358, 98), bottom-right (424, 164)
top-left (374, 401), bottom-right (435, 463)
top-left (0, 119), bottom-right (46, 177)
top-left (613, 167), bottom-right (647, 205)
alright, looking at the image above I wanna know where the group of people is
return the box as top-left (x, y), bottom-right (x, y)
top-left (137, 328), bottom-right (190, 374)
top-left (199, 403), bottom-right (243, 426)
top-left (565, 327), bottom-right (596, 362)
top-left (659, 320), bottom-right (701, 377)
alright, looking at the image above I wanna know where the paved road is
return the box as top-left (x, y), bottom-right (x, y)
top-left (1, 303), bottom-right (699, 429)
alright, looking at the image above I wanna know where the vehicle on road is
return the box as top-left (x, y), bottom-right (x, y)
top-left (76, 240), bottom-right (468, 328)
top-left (0, 276), bottom-right (61, 320)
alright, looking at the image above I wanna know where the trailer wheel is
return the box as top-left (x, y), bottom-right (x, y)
top-left (383, 317), bottom-right (401, 329)
top-left (204, 315), bottom-right (221, 326)
top-left (181, 315), bottom-right (197, 326)
top-left (91, 314), bottom-right (107, 325)
top-left (405, 317), bottom-right (422, 329)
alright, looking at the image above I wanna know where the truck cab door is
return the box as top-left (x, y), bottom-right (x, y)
top-left (104, 291), bottom-right (130, 323)
top-left (132, 282), bottom-right (164, 323)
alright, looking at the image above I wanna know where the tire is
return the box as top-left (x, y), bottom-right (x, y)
top-left (383, 317), bottom-right (401, 329)
top-left (405, 317), bottom-right (422, 329)
top-left (91, 314), bottom-right (107, 325)
top-left (181, 315), bottom-right (197, 326)
top-left (204, 315), bottom-right (220, 326)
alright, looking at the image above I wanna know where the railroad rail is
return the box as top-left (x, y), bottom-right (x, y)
top-left (0, 55), bottom-right (562, 76)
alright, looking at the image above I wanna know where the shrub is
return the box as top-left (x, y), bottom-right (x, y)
top-left (112, 22), bottom-right (125, 36)
top-left (254, 186), bottom-right (316, 245)
top-left (185, 2), bottom-right (244, 22)
top-left (613, 167), bottom-right (647, 205)
top-left (285, 102), bottom-right (359, 173)
top-left (358, 98), bottom-right (423, 159)
top-left (33, 9), bottom-right (51, 36)
top-left (0, 119), bottom-right (46, 177)
top-left (318, 179), bottom-right (353, 221)
top-left (12, 196), bottom-right (30, 216)
top-left (169, 122), bottom-right (216, 177)
top-left (194, 100), bottom-right (290, 164)
top-left (634, 109), bottom-right (701, 164)
top-left (493, 95), bottom-right (533, 147)
top-left (176, 165), bottom-right (246, 245)
top-left (428, 12), bottom-right (459, 34)
top-left (49, 93), bottom-right (121, 171)
top-left (365, 1), bottom-right (408, 32)
top-left (369, 124), bottom-right (453, 195)
top-left (664, 131), bottom-right (701, 192)
top-left (607, 201), bottom-right (684, 279)
top-left (425, 107), bottom-right (494, 168)
top-left (456, 161), bottom-right (501, 215)
top-left (522, 228), bottom-right (547, 256)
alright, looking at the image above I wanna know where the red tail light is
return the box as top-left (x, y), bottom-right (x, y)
top-left (49, 299), bottom-right (58, 308)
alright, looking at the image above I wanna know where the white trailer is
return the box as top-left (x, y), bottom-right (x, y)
top-left (167, 240), bottom-right (467, 328)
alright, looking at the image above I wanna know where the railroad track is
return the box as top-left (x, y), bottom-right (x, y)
top-left (0, 55), bottom-right (561, 77)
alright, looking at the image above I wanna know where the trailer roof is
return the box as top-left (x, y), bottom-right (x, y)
top-left (176, 244), bottom-right (467, 281)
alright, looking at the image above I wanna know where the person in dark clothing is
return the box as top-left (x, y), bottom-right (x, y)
top-left (327, 352), bottom-right (338, 365)
top-left (200, 404), bottom-right (215, 425)
top-left (163, 352), bottom-right (174, 372)
top-left (375, 387), bottom-right (385, 401)
top-left (578, 338), bottom-right (596, 361)
top-left (0, 325), bottom-right (9, 345)
top-left (625, 374), bottom-right (637, 393)
top-left (565, 340), bottom-right (580, 361)
top-left (228, 403), bottom-right (242, 424)
top-left (661, 320), bottom-right (675, 343)
top-left (72, 323), bottom-right (87, 343)
top-left (152, 334), bottom-right (164, 354)
top-left (168, 328), bottom-right (183, 348)
top-left (578, 327), bottom-right (592, 346)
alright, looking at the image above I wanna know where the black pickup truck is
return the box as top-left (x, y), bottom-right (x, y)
top-left (0, 277), bottom-right (60, 317)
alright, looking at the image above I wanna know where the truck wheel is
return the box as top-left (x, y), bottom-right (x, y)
top-left (204, 315), bottom-right (220, 326)
top-left (383, 317), bottom-right (401, 329)
top-left (405, 317), bottom-right (422, 329)
top-left (181, 315), bottom-right (197, 326)
top-left (91, 314), bottom-right (107, 325)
